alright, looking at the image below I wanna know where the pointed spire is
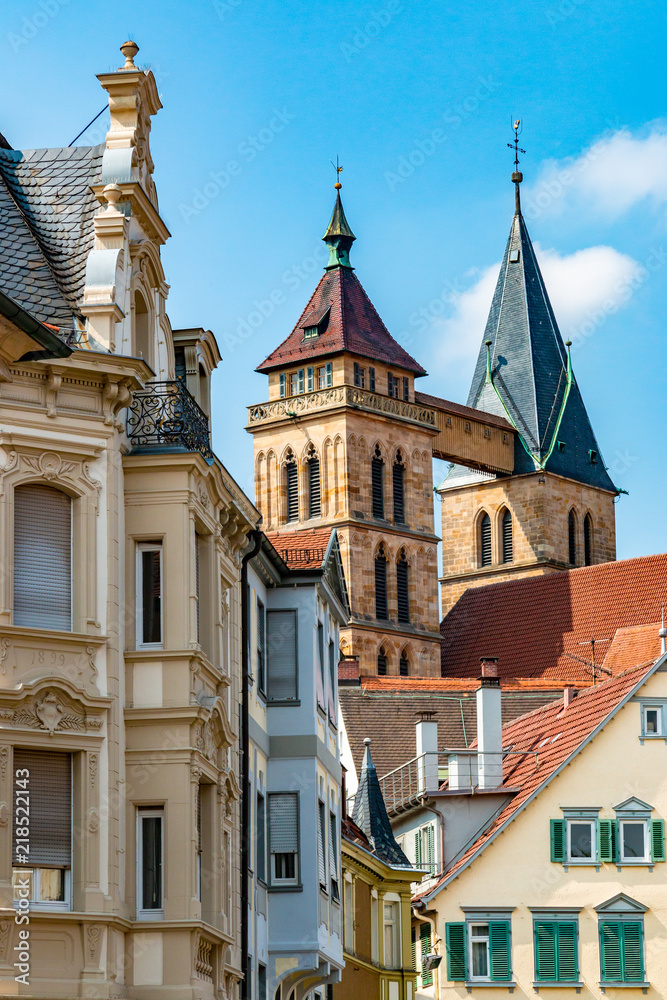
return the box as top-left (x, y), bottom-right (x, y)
top-left (323, 170), bottom-right (356, 270)
top-left (508, 120), bottom-right (525, 216)
top-left (352, 738), bottom-right (410, 868)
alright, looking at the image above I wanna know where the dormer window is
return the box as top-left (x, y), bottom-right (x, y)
top-left (303, 326), bottom-right (319, 340)
top-left (509, 249), bottom-right (520, 263)
top-left (301, 307), bottom-right (330, 342)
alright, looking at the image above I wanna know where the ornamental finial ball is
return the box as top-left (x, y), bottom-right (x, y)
top-left (334, 182), bottom-right (342, 190)
top-left (363, 737), bottom-right (371, 746)
top-left (511, 171), bottom-right (523, 184)
top-left (120, 40), bottom-right (139, 70)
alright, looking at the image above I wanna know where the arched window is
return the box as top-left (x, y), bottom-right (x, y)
top-left (285, 452), bottom-right (298, 523)
top-left (375, 544), bottom-right (388, 620)
top-left (393, 451), bottom-right (405, 524)
top-left (396, 549), bottom-right (409, 623)
top-left (584, 513), bottom-right (593, 566)
top-left (399, 651), bottom-right (409, 677)
top-left (568, 509), bottom-right (577, 566)
top-left (134, 290), bottom-right (151, 365)
top-left (307, 447), bottom-right (321, 519)
top-left (371, 445), bottom-right (384, 519)
top-left (480, 513), bottom-right (492, 567)
top-left (14, 484), bottom-right (72, 631)
top-left (377, 647), bottom-right (387, 676)
top-left (501, 508), bottom-right (513, 564)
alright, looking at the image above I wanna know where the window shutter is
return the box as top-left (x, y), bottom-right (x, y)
top-left (502, 509), bottom-right (513, 563)
top-left (372, 457), bottom-right (384, 519)
top-left (308, 457), bottom-right (321, 518)
top-left (622, 922), bottom-right (644, 982)
top-left (480, 513), bottom-right (492, 567)
top-left (597, 818), bottom-right (617, 863)
top-left (13, 749), bottom-right (71, 866)
top-left (279, 373), bottom-right (286, 398)
top-left (317, 803), bottom-right (326, 887)
top-left (534, 922), bottom-right (556, 981)
top-left (369, 367), bottom-right (375, 391)
top-left (307, 366), bottom-right (314, 392)
top-left (393, 462), bottom-right (405, 523)
top-left (412, 926), bottom-right (417, 989)
top-left (325, 362), bottom-right (333, 387)
top-left (298, 369), bottom-right (305, 393)
top-left (396, 556), bottom-right (409, 623)
top-left (267, 610), bottom-right (297, 701)
top-left (328, 814), bottom-right (337, 880)
top-left (375, 555), bottom-right (387, 620)
top-left (600, 922), bottom-right (622, 981)
top-left (269, 793), bottom-right (298, 854)
top-left (489, 920), bottom-right (511, 981)
top-left (414, 831), bottom-right (422, 867)
top-left (420, 923), bottom-right (433, 986)
top-left (650, 818), bottom-right (665, 862)
top-left (445, 923), bottom-right (467, 981)
top-left (550, 818), bottom-right (566, 862)
top-left (557, 922), bottom-right (578, 982)
top-left (14, 484), bottom-right (72, 631)
top-left (403, 376), bottom-right (409, 401)
top-left (426, 824), bottom-right (435, 871)
top-left (286, 462), bottom-right (298, 522)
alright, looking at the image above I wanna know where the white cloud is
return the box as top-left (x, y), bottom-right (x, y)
top-left (425, 243), bottom-right (642, 396)
top-left (522, 123), bottom-right (667, 221)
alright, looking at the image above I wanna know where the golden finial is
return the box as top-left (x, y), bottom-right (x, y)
top-left (331, 156), bottom-right (343, 189)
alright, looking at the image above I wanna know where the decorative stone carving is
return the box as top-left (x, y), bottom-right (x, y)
top-left (0, 802), bottom-right (9, 827)
top-left (88, 808), bottom-right (99, 833)
top-left (0, 747), bottom-right (8, 782)
top-left (24, 452), bottom-right (75, 482)
top-left (82, 465), bottom-right (103, 515)
top-left (45, 368), bottom-right (62, 418)
top-left (86, 924), bottom-right (102, 964)
top-left (0, 639), bottom-right (10, 676)
top-left (0, 920), bottom-right (10, 963)
top-left (0, 689), bottom-right (93, 734)
top-left (89, 752), bottom-right (98, 788)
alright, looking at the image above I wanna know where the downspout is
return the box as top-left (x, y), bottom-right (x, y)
top-left (240, 529), bottom-right (262, 1000)
top-left (412, 903), bottom-right (441, 995)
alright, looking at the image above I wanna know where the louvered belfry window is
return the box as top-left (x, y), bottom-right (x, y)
top-left (13, 749), bottom-right (71, 868)
top-left (480, 513), bottom-right (492, 567)
top-left (14, 484), bottom-right (72, 631)
top-left (285, 456), bottom-right (298, 523)
top-left (372, 446), bottom-right (384, 519)
top-left (502, 509), bottom-right (513, 563)
top-left (397, 550), bottom-right (409, 623)
top-left (308, 451), bottom-right (321, 519)
top-left (393, 453), bottom-right (405, 524)
top-left (399, 653), bottom-right (409, 677)
top-left (375, 547), bottom-right (388, 620)
top-left (584, 513), bottom-right (592, 566)
top-left (377, 649), bottom-right (387, 675)
top-left (568, 509), bottom-right (577, 565)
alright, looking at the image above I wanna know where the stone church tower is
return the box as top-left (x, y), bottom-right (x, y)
top-left (439, 171), bottom-right (618, 613)
top-left (247, 185), bottom-right (442, 677)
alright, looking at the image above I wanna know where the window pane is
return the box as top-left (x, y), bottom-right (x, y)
top-left (622, 822), bottom-right (646, 859)
top-left (12, 868), bottom-right (33, 898)
top-left (39, 868), bottom-right (65, 901)
top-left (141, 815), bottom-right (162, 909)
top-left (472, 940), bottom-right (488, 978)
top-left (570, 822), bottom-right (593, 858)
top-left (645, 709), bottom-right (659, 734)
top-left (141, 549), bottom-right (161, 644)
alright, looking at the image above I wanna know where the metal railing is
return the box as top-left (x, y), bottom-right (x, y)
top-left (127, 380), bottom-right (213, 462)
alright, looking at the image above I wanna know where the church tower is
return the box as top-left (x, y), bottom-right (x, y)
top-left (439, 152), bottom-right (618, 613)
top-left (247, 182), bottom-right (442, 677)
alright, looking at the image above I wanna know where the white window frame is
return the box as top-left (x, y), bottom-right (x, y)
top-left (136, 541), bottom-right (163, 649)
top-left (12, 866), bottom-right (72, 912)
top-left (383, 898), bottom-right (401, 970)
top-left (344, 873), bottom-right (354, 951)
top-left (619, 819), bottom-right (649, 864)
top-left (269, 792), bottom-right (300, 887)
top-left (468, 922), bottom-right (491, 981)
top-left (371, 889), bottom-right (379, 964)
top-left (567, 818), bottom-right (597, 864)
top-left (641, 703), bottom-right (665, 738)
top-left (136, 807), bottom-right (165, 920)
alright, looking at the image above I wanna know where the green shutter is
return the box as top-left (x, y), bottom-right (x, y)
top-left (600, 922), bottom-right (623, 981)
top-left (489, 920), bottom-right (511, 981)
top-left (420, 922), bottom-right (433, 987)
top-left (445, 922), bottom-right (467, 981)
top-left (535, 922), bottom-right (556, 981)
top-left (550, 819), bottom-right (566, 862)
top-left (557, 922), bottom-right (578, 982)
top-left (414, 831), bottom-right (422, 867)
top-left (412, 926), bottom-right (417, 989)
top-left (597, 818), bottom-right (617, 863)
top-left (650, 818), bottom-right (665, 862)
top-left (426, 824), bottom-right (435, 872)
top-left (622, 922), bottom-right (644, 982)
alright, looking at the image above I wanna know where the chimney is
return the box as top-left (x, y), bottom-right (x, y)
top-left (563, 686), bottom-right (577, 710)
top-left (477, 657), bottom-right (502, 789)
top-left (416, 711), bottom-right (439, 793)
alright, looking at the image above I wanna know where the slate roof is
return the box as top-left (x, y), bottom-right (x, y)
top-left (351, 739), bottom-right (411, 867)
top-left (415, 661), bottom-right (657, 899)
top-left (463, 206), bottom-right (616, 492)
top-left (340, 679), bottom-right (571, 780)
top-left (256, 259), bottom-right (426, 375)
top-left (440, 553), bottom-right (667, 680)
top-left (0, 144), bottom-right (103, 328)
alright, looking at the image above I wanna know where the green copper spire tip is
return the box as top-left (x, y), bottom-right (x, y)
top-left (323, 187), bottom-right (356, 269)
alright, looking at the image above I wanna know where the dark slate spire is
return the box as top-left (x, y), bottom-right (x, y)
top-left (323, 182), bottom-right (356, 270)
top-left (352, 738), bottom-right (411, 867)
top-left (466, 175), bottom-right (617, 492)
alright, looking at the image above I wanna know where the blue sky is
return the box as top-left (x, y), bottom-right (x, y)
top-left (3, 0), bottom-right (667, 561)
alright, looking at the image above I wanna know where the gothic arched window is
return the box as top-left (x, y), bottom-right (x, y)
top-left (396, 549), bottom-right (409, 624)
top-left (399, 651), bottom-right (409, 677)
top-left (285, 452), bottom-right (298, 523)
top-left (307, 446), bottom-right (320, 519)
top-left (480, 513), bottom-right (492, 567)
top-left (501, 508), bottom-right (513, 564)
top-left (584, 512), bottom-right (593, 566)
top-left (377, 647), bottom-right (387, 676)
top-left (568, 509), bottom-right (577, 566)
top-left (375, 544), bottom-right (388, 620)
top-left (372, 445), bottom-right (384, 519)
top-left (393, 450), bottom-right (405, 524)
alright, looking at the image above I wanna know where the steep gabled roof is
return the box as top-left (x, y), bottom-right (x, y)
top-left (465, 203), bottom-right (615, 492)
top-left (352, 739), bottom-right (411, 867)
top-left (440, 553), bottom-right (667, 680)
top-left (0, 144), bottom-right (104, 328)
top-left (265, 526), bottom-right (350, 616)
top-left (415, 660), bottom-right (659, 900)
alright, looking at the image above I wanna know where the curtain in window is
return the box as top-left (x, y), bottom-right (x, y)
top-left (14, 484), bottom-right (72, 630)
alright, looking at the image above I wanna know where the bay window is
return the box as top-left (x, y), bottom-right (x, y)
top-left (137, 807), bottom-right (164, 918)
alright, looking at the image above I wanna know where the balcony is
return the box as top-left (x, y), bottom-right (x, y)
top-left (127, 380), bottom-right (213, 462)
top-left (247, 385), bottom-right (436, 431)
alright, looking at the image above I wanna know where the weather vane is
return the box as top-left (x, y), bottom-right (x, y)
top-left (330, 156), bottom-right (343, 190)
top-left (508, 119), bottom-right (525, 172)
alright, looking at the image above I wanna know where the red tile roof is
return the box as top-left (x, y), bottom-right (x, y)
top-left (414, 661), bottom-right (657, 900)
top-left (441, 554), bottom-right (667, 681)
top-left (256, 266), bottom-right (426, 375)
top-left (265, 527), bottom-right (333, 569)
top-left (604, 623), bottom-right (662, 675)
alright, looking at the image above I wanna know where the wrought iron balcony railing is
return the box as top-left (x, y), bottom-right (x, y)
top-left (127, 380), bottom-right (213, 462)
